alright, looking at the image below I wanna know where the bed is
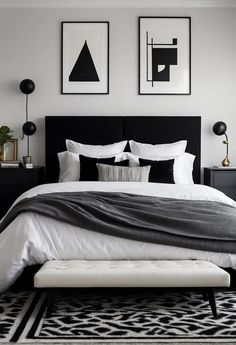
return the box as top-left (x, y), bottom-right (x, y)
top-left (1, 115), bottom-right (236, 292)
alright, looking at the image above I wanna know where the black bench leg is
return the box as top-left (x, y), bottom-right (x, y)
top-left (206, 288), bottom-right (217, 318)
top-left (46, 289), bottom-right (56, 318)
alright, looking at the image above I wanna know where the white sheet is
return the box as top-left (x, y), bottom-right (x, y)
top-left (0, 181), bottom-right (236, 292)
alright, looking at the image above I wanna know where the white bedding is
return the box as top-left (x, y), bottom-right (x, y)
top-left (0, 181), bottom-right (236, 292)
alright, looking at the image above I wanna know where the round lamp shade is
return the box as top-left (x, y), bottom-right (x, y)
top-left (213, 121), bottom-right (227, 136)
top-left (19, 79), bottom-right (35, 94)
top-left (22, 121), bottom-right (36, 136)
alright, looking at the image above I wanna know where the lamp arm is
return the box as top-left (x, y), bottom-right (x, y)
top-left (27, 136), bottom-right (30, 156)
top-left (25, 93), bottom-right (29, 156)
top-left (26, 94), bottom-right (29, 122)
top-left (224, 133), bottom-right (229, 156)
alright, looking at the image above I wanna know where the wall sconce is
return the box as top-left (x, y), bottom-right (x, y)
top-left (212, 121), bottom-right (230, 167)
top-left (19, 79), bottom-right (36, 164)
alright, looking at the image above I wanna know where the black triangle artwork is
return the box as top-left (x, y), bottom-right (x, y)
top-left (69, 40), bottom-right (100, 82)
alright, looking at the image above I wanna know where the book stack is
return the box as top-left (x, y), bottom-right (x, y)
top-left (24, 162), bottom-right (33, 169)
top-left (0, 160), bottom-right (22, 168)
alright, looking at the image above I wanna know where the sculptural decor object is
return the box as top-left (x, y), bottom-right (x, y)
top-left (19, 79), bottom-right (36, 165)
top-left (213, 121), bottom-right (230, 167)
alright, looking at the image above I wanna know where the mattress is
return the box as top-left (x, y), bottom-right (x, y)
top-left (0, 181), bottom-right (236, 292)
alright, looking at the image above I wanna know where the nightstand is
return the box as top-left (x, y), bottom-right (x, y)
top-left (0, 166), bottom-right (45, 219)
top-left (204, 167), bottom-right (236, 200)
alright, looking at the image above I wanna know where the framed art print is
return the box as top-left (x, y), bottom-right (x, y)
top-left (139, 17), bottom-right (191, 95)
top-left (61, 21), bottom-right (109, 94)
top-left (3, 139), bottom-right (18, 161)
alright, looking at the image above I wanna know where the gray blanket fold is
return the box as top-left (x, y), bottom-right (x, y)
top-left (1, 191), bottom-right (236, 253)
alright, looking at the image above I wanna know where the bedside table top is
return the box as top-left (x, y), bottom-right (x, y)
top-left (0, 165), bottom-right (44, 170)
top-left (205, 167), bottom-right (236, 171)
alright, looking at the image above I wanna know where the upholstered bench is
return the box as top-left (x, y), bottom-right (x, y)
top-left (34, 260), bottom-right (230, 318)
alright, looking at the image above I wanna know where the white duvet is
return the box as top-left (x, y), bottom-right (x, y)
top-left (0, 181), bottom-right (236, 292)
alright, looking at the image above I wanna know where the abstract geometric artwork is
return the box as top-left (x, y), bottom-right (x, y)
top-left (69, 41), bottom-right (100, 82)
top-left (139, 17), bottom-right (191, 95)
top-left (61, 22), bottom-right (109, 94)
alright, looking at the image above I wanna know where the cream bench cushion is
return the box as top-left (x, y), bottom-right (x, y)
top-left (34, 260), bottom-right (230, 288)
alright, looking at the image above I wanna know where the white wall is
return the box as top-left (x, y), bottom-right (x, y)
top-left (0, 6), bottom-right (236, 169)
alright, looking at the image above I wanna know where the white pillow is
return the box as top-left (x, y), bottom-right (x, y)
top-left (58, 149), bottom-right (194, 184)
top-left (66, 139), bottom-right (127, 157)
top-left (116, 152), bottom-right (195, 184)
top-left (115, 152), bottom-right (140, 167)
top-left (144, 153), bottom-right (194, 184)
top-left (58, 151), bottom-right (80, 182)
top-left (129, 140), bottom-right (187, 157)
top-left (173, 153), bottom-right (195, 184)
top-left (58, 151), bottom-right (129, 182)
top-left (97, 164), bottom-right (151, 182)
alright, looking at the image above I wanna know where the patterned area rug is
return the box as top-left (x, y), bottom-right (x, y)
top-left (0, 289), bottom-right (236, 343)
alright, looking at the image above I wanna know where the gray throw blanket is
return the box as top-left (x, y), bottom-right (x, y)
top-left (1, 191), bottom-right (236, 253)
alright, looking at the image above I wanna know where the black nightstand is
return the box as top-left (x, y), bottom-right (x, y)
top-left (204, 167), bottom-right (236, 200)
top-left (0, 166), bottom-right (45, 218)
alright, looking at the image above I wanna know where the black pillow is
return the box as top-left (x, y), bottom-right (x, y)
top-left (79, 155), bottom-right (129, 181)
top-left (139, 158), bottom-right (174, 184)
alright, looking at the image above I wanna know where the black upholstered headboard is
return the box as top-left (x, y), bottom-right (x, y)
top-left (45, 116), bottom-right (201, 183)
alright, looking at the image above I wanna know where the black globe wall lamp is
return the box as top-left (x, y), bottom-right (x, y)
top-left (212, 121), bottom-right (230, 167)
top-left (19, 79), bottom-right (36, 164)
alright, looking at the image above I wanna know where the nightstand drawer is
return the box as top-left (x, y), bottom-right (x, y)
top-left (0, 168), bottom-right (43, 184)
top-left (1, 184), bottom-right (35, 197)
top-left (0, 166), bottom-right (45, 218)
top-left (213, 171), bottom-right (236, 186)
top-left (217, 187), bottom-right (236, 200)
top-left (204, 167), bottom-right (236, 201)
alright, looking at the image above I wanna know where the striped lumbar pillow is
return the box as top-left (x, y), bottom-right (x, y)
top-left (97, 164), bottom-right (151, 182)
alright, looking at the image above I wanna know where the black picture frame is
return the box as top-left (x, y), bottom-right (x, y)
top-left (139, 17), bottom-right (191, 95)
top-left (61, 21), bottom-right (109, 95)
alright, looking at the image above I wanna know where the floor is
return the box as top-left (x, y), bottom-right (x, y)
top-left (7, 269), bottom-right (236, 345)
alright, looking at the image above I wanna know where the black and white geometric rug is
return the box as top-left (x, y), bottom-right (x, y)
top-left (1, 289), bottom-right (236, 343)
